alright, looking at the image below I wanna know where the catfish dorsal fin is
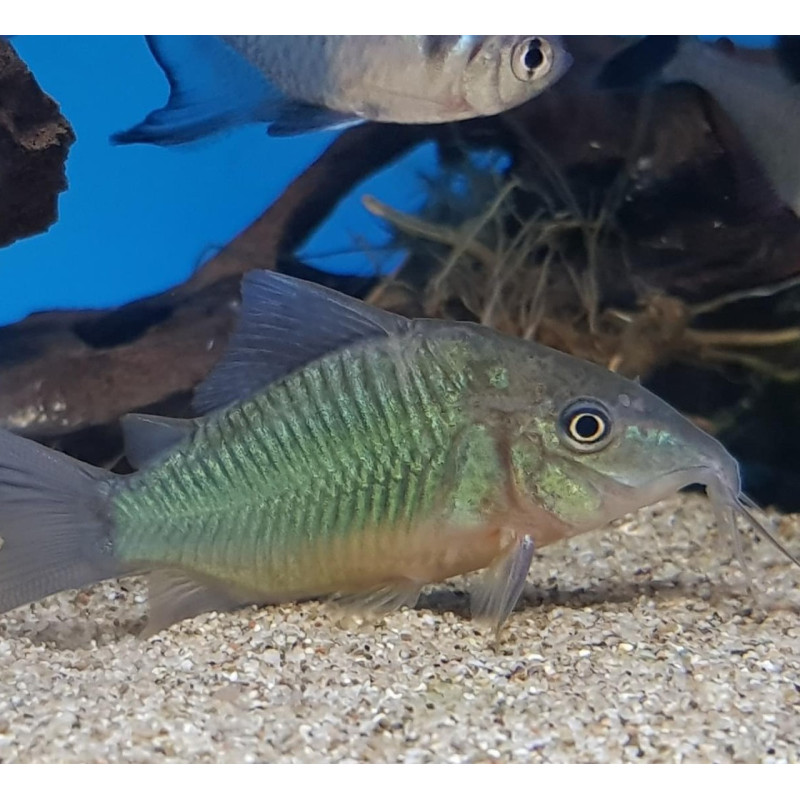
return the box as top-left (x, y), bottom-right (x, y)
top-left (193, 270), bottom-right (411, 414)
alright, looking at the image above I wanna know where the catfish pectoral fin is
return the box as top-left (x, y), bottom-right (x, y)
top-left (470, 532), bottom-right (535, 636)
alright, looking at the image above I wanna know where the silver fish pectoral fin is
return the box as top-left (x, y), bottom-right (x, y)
top-left (142, 568), bottom-right (250, 637)
top-left (266, 101), bottom-right (362, 136)
top-left (470, 532), bottom-right (535, 636)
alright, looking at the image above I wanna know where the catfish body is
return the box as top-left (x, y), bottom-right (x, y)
top-left (0, 272), bottom-right (786, 635)
top-left (114, 328), bottom-right (518, 606)
top-left (113, 35), bottom-right (571, 143)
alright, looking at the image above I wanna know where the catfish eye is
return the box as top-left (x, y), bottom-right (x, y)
top-left (511, 37), bottom-right (553, 82)
top-left (559, 401), bottom-right (612, 451)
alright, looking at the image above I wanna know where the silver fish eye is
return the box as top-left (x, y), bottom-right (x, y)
top-left (511, 37), bottom-right (554, 82)
top-left (559, 400), bottom-right (613, 451)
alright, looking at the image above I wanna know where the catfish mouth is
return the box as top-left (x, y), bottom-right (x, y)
top-left (627, 466), bottom-right (720, 508)
top-left (594, 465), bottom-right (720, 524)
top-left (565, 461), bottom-right (800, 573)
top-left (561, 464), bottom-right (719, 535)
top-left (611, 466), bottom-right (800, 574)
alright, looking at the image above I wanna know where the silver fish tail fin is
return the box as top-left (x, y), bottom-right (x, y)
top-left (112, 35), bottom-right (282, 146)
top-left (0, 428), bottom-right (120, 613)
top-left (112, 35), bottom-right (361, 145)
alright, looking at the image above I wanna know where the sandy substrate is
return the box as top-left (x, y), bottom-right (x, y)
top-left (0, 493), bottom-right (798, 763)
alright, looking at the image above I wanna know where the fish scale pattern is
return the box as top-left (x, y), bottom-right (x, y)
top-left (113, 340), bottom-right (471, 594)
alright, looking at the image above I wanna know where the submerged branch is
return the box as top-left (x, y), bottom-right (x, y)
top-left (185, 124), bottom-right (424, 293)
top-left (686, 327), bottom-right (800, 348)
top-left (362, 194), bottom-right (499, 269)
top-left (0, 39), bottom-right (75, 248)
top-left (0, 125), bottom-right (429, 445)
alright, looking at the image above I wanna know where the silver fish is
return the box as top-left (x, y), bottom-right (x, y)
top-left (598, 35), bottom-right (800, 216)
top-left (113, 35), bottom-right (572, 143)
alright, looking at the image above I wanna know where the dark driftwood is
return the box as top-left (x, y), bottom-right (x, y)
top-left (1, 37), bottom-right (799, 508)
top-left (0, 124), bottom-right (427, 441)
top-left (0, 40), bottom-right (75, 247)
top-left (183, 123), bottom-right (423, 293)
top-left (0, 277), bottom-right (239, 439)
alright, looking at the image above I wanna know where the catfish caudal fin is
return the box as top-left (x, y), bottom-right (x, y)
top-left (0, 428), bottom-right (120, 613)
top-left (596, 35), bottom-right (682, 89)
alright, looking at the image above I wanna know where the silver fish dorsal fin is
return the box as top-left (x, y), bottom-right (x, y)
top-left (121, 413), bottom-right (197, 469)
top-left (193, 270), bottom-right (411, 414)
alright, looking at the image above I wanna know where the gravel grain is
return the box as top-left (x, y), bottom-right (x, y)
top-left (1, 494), bottom-right (798, 763)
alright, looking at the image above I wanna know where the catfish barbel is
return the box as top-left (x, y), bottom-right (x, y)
top-left (0, 272), bottom-right (796, 634)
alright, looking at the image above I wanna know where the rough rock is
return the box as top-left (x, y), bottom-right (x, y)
top-left (0, 39), bottom-right (75, 248)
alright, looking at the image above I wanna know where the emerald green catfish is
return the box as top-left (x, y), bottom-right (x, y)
top-left (0, 272), bottom-right (795, 634)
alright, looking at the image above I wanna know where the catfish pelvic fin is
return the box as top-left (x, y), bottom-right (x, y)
top-left (331, 580), bottom-right (423, 619)
top-left (142, 568), bottom-right (248, 636)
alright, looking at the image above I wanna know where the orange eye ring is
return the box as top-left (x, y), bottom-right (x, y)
top-left (559, 401), bottom-right (613, 450)
top-left (568, 412), bottom-right (606, 443)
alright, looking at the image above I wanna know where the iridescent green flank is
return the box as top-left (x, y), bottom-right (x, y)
top-left (111, 338), bottom-right (502, 596)
top-left (0, 271), bottom-right (763, 632)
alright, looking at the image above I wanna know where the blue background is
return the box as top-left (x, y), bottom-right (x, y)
top-left (0, 35), bottom-right (778, 326)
